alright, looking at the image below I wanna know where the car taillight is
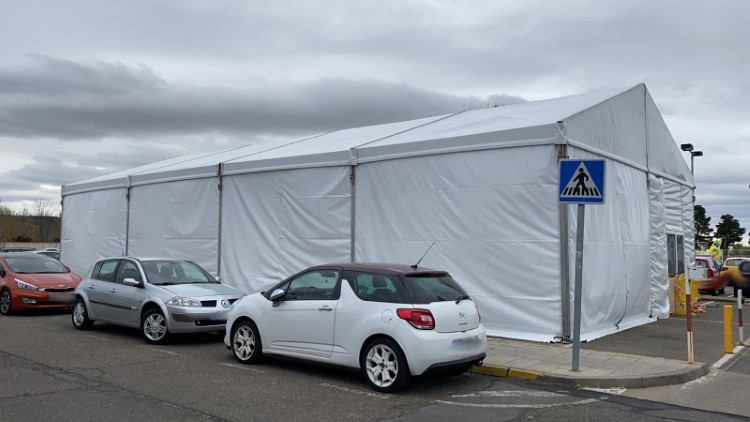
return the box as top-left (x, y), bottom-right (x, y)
top-left (396, 308), bottom-right (435, 330)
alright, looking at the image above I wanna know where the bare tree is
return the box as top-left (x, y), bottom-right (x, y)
top-left (33, 198), bottom-right (52, 217)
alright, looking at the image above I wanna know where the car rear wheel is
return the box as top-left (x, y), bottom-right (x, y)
top-left (0, 289), bottom-right (12, 315)
top-left (232, 320), bottom-right (262, 364)
top-left (361, 338), bottom-right (410, 393)
top-left (141, 308), bottom-right (170, 345)
top-left (71, 298), bottom-right (94, 330)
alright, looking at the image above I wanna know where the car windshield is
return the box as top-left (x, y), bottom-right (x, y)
top-left (402, 273), bottom-right (468, 304)
top-left (4, 255), bottom-right (68, 274)
top-left (141, 261), bottom-right (218, 285)
top-left (726, 259), bottom-right (744, 266)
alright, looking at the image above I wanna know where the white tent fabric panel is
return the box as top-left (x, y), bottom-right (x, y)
top-left (564, 85), bottom-right (647, 167)
top-left (61, 188), bottom-right (128, 276)
top-left (354, 146), bottom-right (561, 341)
top-left (220, 166), bottom-right (351, 293)
top-left (223, 117), bottom-right (445, 175)
top-left (646, 92), bottom-right (692, 184)
top-left (648, 175), bottom-right (670, 318)
top-left (663, 180), bottom-right (685, 234)
top-left (565, 149), bottom-right (652, 341)
top-left (682, 184), bottom-right (695, 266)
top-left (128, 178), bottom-right (220, 274)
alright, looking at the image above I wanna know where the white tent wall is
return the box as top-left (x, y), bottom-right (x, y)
top-left (61, 188), bottom-right (128, 276)
top-left (682, 185), bottom-right (695, 268)
top-left (648, 175), bottom-right (670, 318)
top-left (127, 178), bottom-right (220, 274)
top-left (565, 148), bottom-right (652, 341)
top-left (354, 145), bottom-right (562, 341)
top-left (220, 166), bottom-right (351, 293)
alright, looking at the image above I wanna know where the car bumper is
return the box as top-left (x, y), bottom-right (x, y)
top-left (12, 291), bottom-right (75, 310)
top-left (397, 324), bottom-right (487, 376)
top-left (167, 306), bottom-right (229, 333)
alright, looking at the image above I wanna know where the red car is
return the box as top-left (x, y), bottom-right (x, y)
top-left (693, 255), bottom-right (729, 296)
top-left (0, 253), bottom-right (82, 315)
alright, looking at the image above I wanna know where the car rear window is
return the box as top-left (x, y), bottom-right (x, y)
top-left (402, 273), bottom-right (468, 304)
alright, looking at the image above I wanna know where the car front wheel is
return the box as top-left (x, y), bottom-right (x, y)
top-left (71, 298), bottom-right (94, 330)
top-left (0, 289), bottom-right (12, 315)
top-left (232, 320), bottom-right (262, 364)
top-left (361, 338), bottom-right (410, 393)
top-left (141, 308), bottom-right (170, 345)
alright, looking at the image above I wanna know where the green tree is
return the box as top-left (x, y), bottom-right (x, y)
top-left (715, 214), bottom-right (746, 247)
top-left (694, 205), bottom-right (712, 243)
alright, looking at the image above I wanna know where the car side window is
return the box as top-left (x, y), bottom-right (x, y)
top-left (281, 270), bottom-right (340, 301)
top-left (94, 260), bottom-right (120, 282)
top-left (347, 272), bottom-right (409, 303)
top-left (115, 261), bottom-right (143, 284)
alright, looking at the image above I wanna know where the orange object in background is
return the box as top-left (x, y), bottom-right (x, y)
top-left (0, 252), bottom-right (82, 315)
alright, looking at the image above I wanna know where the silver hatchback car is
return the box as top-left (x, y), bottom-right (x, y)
top-left (72, 257), bottom-right (243, 344)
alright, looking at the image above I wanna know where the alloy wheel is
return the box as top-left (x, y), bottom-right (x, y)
top-left (233, 325), bottom-right (256, 360)
top-left (365, 343), bottom-right (399, 388)
top-left (73, 302), bottom-right (86, 326)
top-left (143, 313), bottom-right (167, 341)
top-left (0, 290), bottom-right (10, 314)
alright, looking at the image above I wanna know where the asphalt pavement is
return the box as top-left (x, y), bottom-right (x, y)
top-left (473, 292), bottom-right (749, 390)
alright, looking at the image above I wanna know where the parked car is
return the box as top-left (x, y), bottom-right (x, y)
top-left (0, 252), bottom-right (81, 315)
top-left (225, 263), bottom-right (487, 393)
top-left (32, 250), bottom-right (61, 260)
top-left (735, 261), bottom-right (750, 298)
top-left (72, 257), bottom-right (244, 344)
top-left (693, 255), bottom-right (728, 296)
top-left (722, 257), bottom-right (749, 287)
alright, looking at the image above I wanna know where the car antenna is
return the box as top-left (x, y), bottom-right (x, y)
top-left (411, 242), bottom-right (436, 270)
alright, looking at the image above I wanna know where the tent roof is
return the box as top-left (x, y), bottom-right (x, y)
top-left (63, 84), bottom-right (691, 195)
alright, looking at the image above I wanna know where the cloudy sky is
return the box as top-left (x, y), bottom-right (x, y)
top-left (1, 0), bottom-right (748, 241)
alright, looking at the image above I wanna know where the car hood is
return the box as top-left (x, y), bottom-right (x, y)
top-left (14, 273), bottom-right (80, 286)
top-left (159, 283), bottom-right (242, 298)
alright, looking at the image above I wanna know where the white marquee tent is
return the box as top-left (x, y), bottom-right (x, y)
top-left (61, 84), bottom-right (694, 342)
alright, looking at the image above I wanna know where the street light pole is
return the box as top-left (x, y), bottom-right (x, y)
top-left (680, 142), bottom-right (703, 364)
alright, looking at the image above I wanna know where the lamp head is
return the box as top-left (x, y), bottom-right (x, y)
top-left (692, 151), bottom-right (703, 157)
top-left (680, 143), bottom-right (694, 152)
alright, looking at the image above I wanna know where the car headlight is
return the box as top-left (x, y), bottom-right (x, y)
top-left (15, 278), bottom-right (39, 291)
top-left (167, 297), bottom-right (202, 307)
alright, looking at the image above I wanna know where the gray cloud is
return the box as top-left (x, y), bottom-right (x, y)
top-left (0, 56), bottom-right (524, 140)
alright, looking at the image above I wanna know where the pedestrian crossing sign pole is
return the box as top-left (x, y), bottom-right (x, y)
top-left (559, 159), bottom-right (606, 371)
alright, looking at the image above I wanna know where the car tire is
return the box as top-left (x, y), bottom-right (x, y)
top-left (0, 289), bottom-right (12, 315)
top-left (231, 319), bottom-right (262, 364)
top-left (71, 297), bottom-right (94, 330)
top-left (141, 308), bottom-right (170, 345)
top-left (719, 288), bottom-right (726, 295)
top-left (361, 338), bottom-right (411, 393)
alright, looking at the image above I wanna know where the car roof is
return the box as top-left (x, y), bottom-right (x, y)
top-left (308, 262), bottom-right (446, 275)
top-left (0, 252), bottom-right (53, 258)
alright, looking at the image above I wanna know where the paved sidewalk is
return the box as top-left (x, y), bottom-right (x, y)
top-left (471, 298), bottom-right (749, 388)
top-left (472, 337), bottom-right (711, 388)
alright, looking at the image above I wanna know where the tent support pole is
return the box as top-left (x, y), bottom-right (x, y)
top-left (217, 165), bottom-right (224, 277)
top-left (350, 165), bottom-right (356, 263)
top-left (125, 186), bottom-right (131, 256)
top-left (557, 144), bottom-right (571, 342)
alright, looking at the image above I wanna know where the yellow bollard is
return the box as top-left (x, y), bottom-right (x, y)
top-left (724, 305), bottom-right (734, 354)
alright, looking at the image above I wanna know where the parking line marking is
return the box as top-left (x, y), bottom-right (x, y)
top-left (319, 382), bottom-right (389, 399)
top-left (451, 390), bottom-right (567, 398)
top-left (141, 347), bottom-right (179, 356)
top-left (219, 362), bottom-right (266, 373)
top-left (436, 397), bottom-right (601, 409)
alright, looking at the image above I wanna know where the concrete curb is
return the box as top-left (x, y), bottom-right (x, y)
top-left (471, 362), bottom-right (710, 389)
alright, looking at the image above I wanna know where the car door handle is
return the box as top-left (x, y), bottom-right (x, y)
top-left (110, 289), bottom-right (117, 293)
top-left (318, 305), bottom-right (333, 311)
top-left (88, 286), bottom-right (95, 290)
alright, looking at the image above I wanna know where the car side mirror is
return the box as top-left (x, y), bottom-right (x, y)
top-left (270, 288), bottom-right (286, 302)
top-left (722, 266), bottom-right (728, 271)
top-left (122, 277), bottom-right (141, 287)
top-left (215, 276), bottom-right (222, 283)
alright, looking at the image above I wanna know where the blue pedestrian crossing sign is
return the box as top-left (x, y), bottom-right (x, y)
top-left (559, 160), bottom-right (605, 204)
